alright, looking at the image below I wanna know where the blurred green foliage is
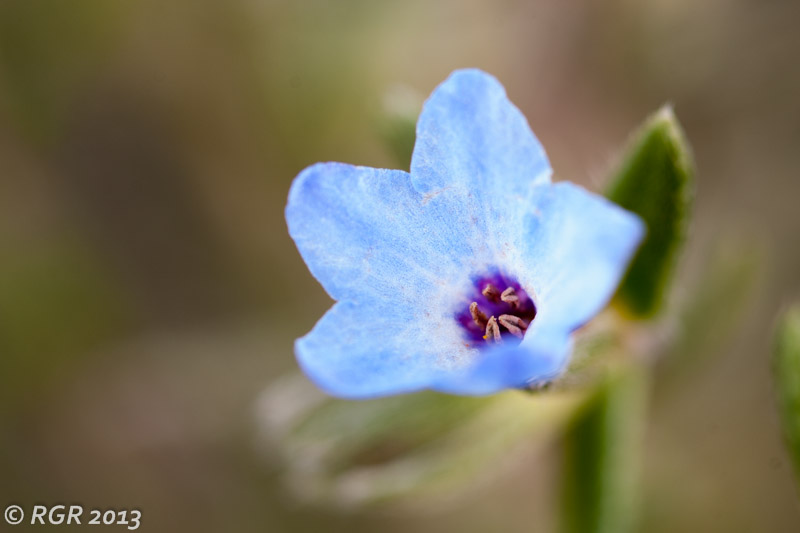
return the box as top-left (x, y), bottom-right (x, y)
top-left (0, 237), bottom-right (127, 410)
top-left (663, 242), bottom-right (761, 384)
top-left (774, 305), bottom-right (800, 490)
top-left (259, 375), bottom-right (589, 508)
top-left (0, 0), bottom-right (124, 145)
top-left (561, 367), bottom-right (647, 533)
top-left (374, 85), bottom-right (421, 169)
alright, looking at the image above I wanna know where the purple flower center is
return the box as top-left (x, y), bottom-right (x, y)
top-left (456, 273), bottom-right (537, 347)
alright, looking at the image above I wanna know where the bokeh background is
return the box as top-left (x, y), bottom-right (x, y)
top-left (1, 1), bottom-right (799, 531)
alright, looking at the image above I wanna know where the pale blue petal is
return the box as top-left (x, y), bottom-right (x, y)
top-left (296, 300), bottom-right (468, 399)
top-left (434, 325), bottom-right (571, 395)
top-left (516, 182), bottom-right (645, 331)
top-left (410, 69), bottom-right (552, 261)
top-left (411, 68), bottom-right (551, 197)
top-left (286, 162), bottom-right (473, 303)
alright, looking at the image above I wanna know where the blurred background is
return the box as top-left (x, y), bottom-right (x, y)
top-left (1, 0), bottom-right (799, 531)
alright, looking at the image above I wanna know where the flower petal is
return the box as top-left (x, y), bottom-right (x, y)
top-left (286, 162), bottom-right (474, 303)
top-left (410, 69), bottom-right (552, 259)
top-left (296, 300), bottom-right (471, 398)
top-left (433, 326), bottom-right (571, 395)
top-left (517, 182), bottom-right (646, 331)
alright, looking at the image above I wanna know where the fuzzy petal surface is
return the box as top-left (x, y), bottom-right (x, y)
top-left (296, 299), bottom-right (470, 399)
top-left (515, 182), bottom-right (645, 331)
top-left (286, 163), bottom-right (471, 304)
top-left (410, 69), bottom-right (552, 261)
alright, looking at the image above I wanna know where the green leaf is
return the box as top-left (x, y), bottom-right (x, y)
top-left (606, 105), bottom-right (694, 317)
top-left (256, 374), bottom-right (591, 508)
top-left (560, 367), bottom-right (648, 533)
top-left (773, 305), bottom-right (800, 489)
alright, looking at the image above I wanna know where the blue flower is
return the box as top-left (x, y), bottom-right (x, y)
top-left (286, 69), bottom-right (644, 399)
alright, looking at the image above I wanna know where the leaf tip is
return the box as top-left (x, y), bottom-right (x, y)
top-left (606, 105), bottom-right (695, 317)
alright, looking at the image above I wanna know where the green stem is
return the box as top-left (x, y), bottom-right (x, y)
top-left (560, 367), bottom-right (648, 533)
top-left (773, 305), bottom-right (800, 490)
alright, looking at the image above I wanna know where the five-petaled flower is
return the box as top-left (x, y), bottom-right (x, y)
top-left (286, 69), bottom-right (644, 398)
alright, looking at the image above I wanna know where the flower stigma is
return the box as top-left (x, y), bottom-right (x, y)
top-left (456, 274), bottom-right (537, 347)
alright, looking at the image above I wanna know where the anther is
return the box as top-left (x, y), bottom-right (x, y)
top-left (482, 284), bottom-right (501, 302)
top-left (484, 316), bottom-right (502, 344)
top-left (500, 287), bottom-right (519, 308)
top-left (498, 314), bottom-right (527, 338)
top-left (470, 302), bottom-right (487, 327)
top-left (458, 276), bottom-right (536, 345)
